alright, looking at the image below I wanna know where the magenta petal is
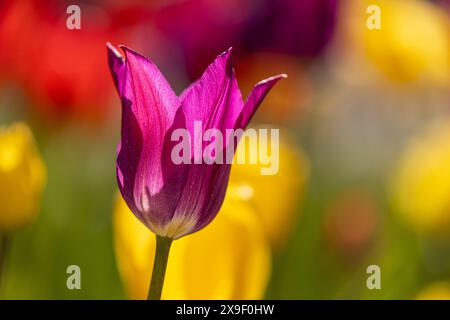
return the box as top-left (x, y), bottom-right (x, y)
top-left (106, 43), bottom-right (125, 95)
top-left (116, 46), bottom-right (188, 232)
top-left (180, 48), bottom-right (244, 136)
top-left (170, 162), bottom-right (231, 238)
top-left (236, 74), bottom-right (287, 129)
top-left (166, 48), bottom-right (244, 238)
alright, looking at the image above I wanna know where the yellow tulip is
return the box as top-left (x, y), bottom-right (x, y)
top-left (0, 122), bottom-right (46, 231)
top-left (347, 0), bottom-right (449, 85)
top-left (113, 184), bottom-right (271, 299)
top-left (230, 130), bottom-right (308, 248)
top-left (416, 282), bottom-right (450, 300)
top-left (391, 120), bottom-right (450, 233)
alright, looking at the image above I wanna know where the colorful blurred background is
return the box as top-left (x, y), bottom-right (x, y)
top-left (0, 0), bottom-right (449, 299)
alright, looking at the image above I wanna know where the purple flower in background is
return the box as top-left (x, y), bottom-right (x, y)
top-left (152, 0), bottom-right (338, 80)
top-left (433, 0), bottom-right (449, 12)
top-left (243, 0), bottom-right (338, 58)
top-left (107, 43), bottom-right (285, 239)
top-left (154, 0), bottom-right (253, 79)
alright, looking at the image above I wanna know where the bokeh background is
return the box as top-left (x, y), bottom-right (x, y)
top-left (0, 0), bottom-right (449, 299)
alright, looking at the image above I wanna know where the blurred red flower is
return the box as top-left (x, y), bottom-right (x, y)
top-left (0, 0), bottom-right (145, 121)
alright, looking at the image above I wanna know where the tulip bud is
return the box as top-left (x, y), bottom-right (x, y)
top-left (108, 44), bottom-right (285, 240)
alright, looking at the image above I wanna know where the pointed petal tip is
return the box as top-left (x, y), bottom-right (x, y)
top-left (118, 45), bottom-right (141, 58)
top-left (107, 42), bottom-right (123, 59)
top-left (220, 47), bottom-right (233, 56)
top-left (117, 45), bottom-right (134, 56)
top-left (217, 47), bottom-right (234, 73)
top-left (256, 73), bottom-right (288, 86)
top-left (118, 45), bottom-right (157, 67)
top-left (217, 47), bottom-right (233, 62)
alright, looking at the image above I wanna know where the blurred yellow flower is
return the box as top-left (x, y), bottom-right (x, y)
top-left (0, 122), bottom-right (46, 231)
top-left (113, 184), bottom-right (270, 300)
top-left (348, 0), bottom-right (449, 85)
top-left (416, 282), bottom-right (450, 300)
top-left (391, 120), bottom-right (450, 233)
top-left (231, 130), bottom-right (308, 248)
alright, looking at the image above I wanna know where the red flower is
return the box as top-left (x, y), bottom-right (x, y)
top-left (0, 0), bottom-right (140, 121)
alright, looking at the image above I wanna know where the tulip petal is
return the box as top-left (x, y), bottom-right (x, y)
top-left (180, 47), bottom-right (244, 135)
top-left (106, 42), bottom-right (125, 95)
top-left (236, 74), bottom-right (287, 129)
top-left (168, 162), bottom-right (232, 239)
top-left (167, 49), bottom-right (244, 238)
top-left (174, 74), bottom-right (286, 237)
top-left (116, 46), bottom-right (188, 232)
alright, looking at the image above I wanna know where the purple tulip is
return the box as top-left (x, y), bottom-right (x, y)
top-left (107, 43), bottom-right (285, 239)
top-left (243, 0), bottom-right (338, 58)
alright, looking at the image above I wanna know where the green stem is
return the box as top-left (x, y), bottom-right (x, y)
top-left (0, 233), bottom-right (11, 295)
top-left (147, 235), bottom-right (173, 300)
